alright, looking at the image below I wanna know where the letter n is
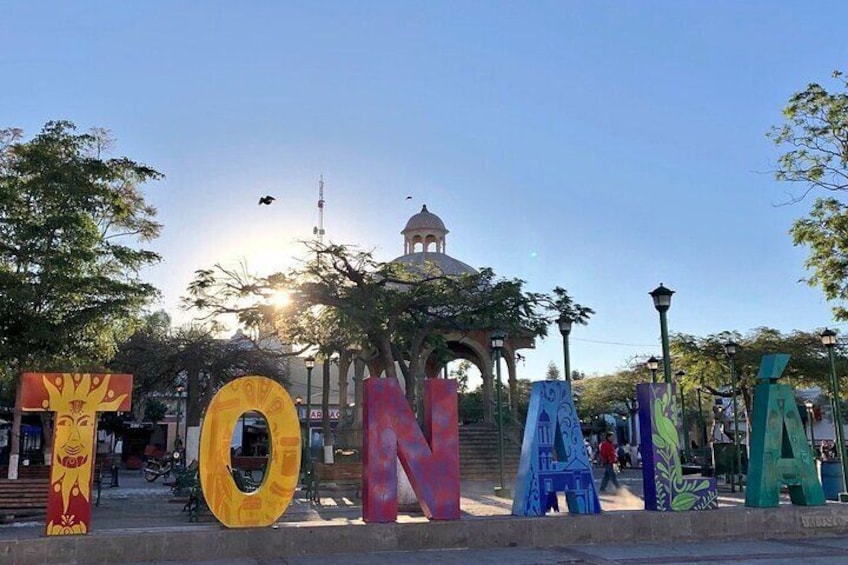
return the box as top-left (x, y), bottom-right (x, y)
top-left (363, 378), bottom-right (459, 522)
top-left (512, 381), bottom-right (600, 515)
top-left (745, 354), bottom-right (825, 507)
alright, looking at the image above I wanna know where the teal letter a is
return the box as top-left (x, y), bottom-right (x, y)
top-left (745, 354), bottom-right (825, 507)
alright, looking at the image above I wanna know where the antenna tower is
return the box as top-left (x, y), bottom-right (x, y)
top-left (314, 174), bottom-right (326, 243)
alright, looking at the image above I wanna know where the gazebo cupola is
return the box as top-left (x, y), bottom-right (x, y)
top-left (402, 204), bottom-right (449, 254)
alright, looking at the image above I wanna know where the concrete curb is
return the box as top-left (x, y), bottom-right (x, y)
top-left (3, 505), bottom-right (848, 564)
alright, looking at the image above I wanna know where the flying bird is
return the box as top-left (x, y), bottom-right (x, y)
top-left (258, 195), bottom-right (276, 205)
top-left (405, 196), bottom-right (412, 200)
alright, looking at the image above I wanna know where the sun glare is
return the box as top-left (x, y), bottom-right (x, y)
top-left (270, 289), bottom-right (292, 308)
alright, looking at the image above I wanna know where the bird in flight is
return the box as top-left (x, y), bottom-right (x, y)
top-left (258, 195), bottom-right (276, 205)
top-left (405, 196), bottom-right (412, 200)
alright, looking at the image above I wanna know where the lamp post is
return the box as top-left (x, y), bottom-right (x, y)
top-left (646, 356), bottom-right (660, 384)
top-left (676, 370), bottom-right (689, 462)
top-left (175, 384), bottom-right (184, 452)
top-left (305, 356), bottom-right (315, 462)
top-left (649, 283), bottom-right (674, 384)
top-left (696, 386), bottom-right (707, 449)
top-left (805, 400), bottom-right (817, 459)
top-left (491, 330), bottom-right (509, 497)
top-left (557, 316), bottom-right (573, 382)
top-left (821, 328), bottom-right (848, 497)
top-left (724, 340), bottom-right (743, 493)
top-left (626, 397), bottom-right (639, 446)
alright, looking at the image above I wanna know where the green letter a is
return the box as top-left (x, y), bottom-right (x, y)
top-left (745, 354), bottom-right (825, 507)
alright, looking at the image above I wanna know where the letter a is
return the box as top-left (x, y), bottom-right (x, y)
top-left (746, 354), bottom-right (825, 507)
top-left (512, 381), bottom-right (600, 516)
top-left (362, 378), bottom-right (459, 522)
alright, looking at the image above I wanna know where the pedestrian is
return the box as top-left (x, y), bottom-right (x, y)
top-left (599, 432), bottom-right (620, 491)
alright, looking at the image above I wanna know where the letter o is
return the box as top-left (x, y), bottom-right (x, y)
top-left (199, 376), bottom-right (301, 527)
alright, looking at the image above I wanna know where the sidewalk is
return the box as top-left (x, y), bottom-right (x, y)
top-left (0, 467), bottom-right (752, 539)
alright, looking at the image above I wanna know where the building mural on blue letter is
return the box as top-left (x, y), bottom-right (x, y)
top-left (512, 381), bottom-right (600, 516)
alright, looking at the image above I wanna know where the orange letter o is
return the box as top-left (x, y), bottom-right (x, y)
top-left (199, 376), bottom-right (301, 527)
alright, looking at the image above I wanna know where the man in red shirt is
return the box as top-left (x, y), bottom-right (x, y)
top-left (599, 432), bottom-right (620, 491)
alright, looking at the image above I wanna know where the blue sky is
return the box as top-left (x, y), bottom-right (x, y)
top-left (2, 2), bottom-right (847, 381)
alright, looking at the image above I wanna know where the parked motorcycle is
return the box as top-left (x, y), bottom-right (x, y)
top-left (144, 451), bottom-right (181, 482)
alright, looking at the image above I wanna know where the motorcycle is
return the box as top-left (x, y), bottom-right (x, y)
top-left (144, 451), bottom-right (181, 482)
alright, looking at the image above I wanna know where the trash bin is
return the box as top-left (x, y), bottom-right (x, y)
top-left (819, 460), bottom-right (842, 501)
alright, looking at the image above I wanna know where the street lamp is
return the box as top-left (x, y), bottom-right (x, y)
top-left (723, 340), bottom-right (743, 493)
top-left (805, 400), bottom-right (817, 459)
top-left (676, 370), bottom-right (689, 462)
top-left (626, 397), bottom-right (639, 446)
top-left (821, 328), bottom-right (848, 498)
top-left (646, 356), bottom-right (660, 384)
top-left (305, 356), bottom-right (315, 462)
top-left (649, 283), bottom-right (675, 384)
top-left (557, 315), bottom-right (573, 382)
top-left (490, 330), bottom-right (509, 497)
top-left (696, 386), bottom-right (707, 450)
top-left (175, 384), bottom-right (185, 451)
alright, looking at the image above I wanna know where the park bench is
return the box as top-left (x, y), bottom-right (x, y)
top-left (92, 455), bottom-right (119, 507)
top-left (312, 461), bottom-right (362, 503)
top-left (231, 456), bottom-right (268, 481)
top-left (0, 478), bottom-right (50, 523)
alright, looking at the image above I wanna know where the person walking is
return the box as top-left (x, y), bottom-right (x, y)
top-left (599, 433), bottom-right (620, 491)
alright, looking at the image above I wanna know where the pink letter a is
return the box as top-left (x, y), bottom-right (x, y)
top-left (363, 378), bottom-right (460, 522)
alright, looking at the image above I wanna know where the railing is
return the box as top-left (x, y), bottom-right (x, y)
top-left (488, 400), bottom-right (524, 447)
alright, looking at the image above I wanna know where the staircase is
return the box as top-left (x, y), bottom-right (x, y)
top-left (459, 423), bottom-right (522, 480)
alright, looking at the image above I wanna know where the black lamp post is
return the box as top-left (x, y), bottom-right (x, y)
top-left (821, 328), bottom-right (848, 498)
top-left (696, 386), bottom-right (707, 449)
top-left (805, 400), bottom-right (817, 459)
top-left (646, 356), bottom-right (660, 384)
top-left (557, 315), bottom-right (573, 382)
top-left (676, 370), bottom-right (689, 462)
top-left (491, 330), bottom-right (509, 497)
top-left (175, 384), bottom-right (185, 451)
top-left (305, 356), bottom-right (315, 462)
top-left (724, 340), bottom-right (743, 493)
top-left (649, 283), bottom-right (675, 384)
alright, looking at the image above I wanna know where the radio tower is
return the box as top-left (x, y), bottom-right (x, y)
top-left (313, 174), bottom-right (325, 243)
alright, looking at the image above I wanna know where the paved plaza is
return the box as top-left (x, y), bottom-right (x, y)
top-left (125, 538), bottom-right (848, 565)
top-left (1, 467), bottom-right (842, 564)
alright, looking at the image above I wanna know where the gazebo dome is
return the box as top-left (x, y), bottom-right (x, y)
top-left (393, 252), bottom-right (477, 277)
top-left (402, 204), bottom-right (447, 234)
top-left (394, 204), bottom-right (477, 275)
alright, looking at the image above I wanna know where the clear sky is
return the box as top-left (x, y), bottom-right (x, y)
top-left (2, 2), bottom-right (848, 382)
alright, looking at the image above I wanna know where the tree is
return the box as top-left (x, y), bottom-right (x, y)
top-left (143, 398), bottom-right (168, 425)
top-left (0, 122), bottom-right (162, 370)
top-left (573, 369), bottom-right (642, 422)
top-left (545, 361), bottom-right (561, 381)
top-left (771, 70), bottom-right (848, 319)
top-left (185, 242), bottom-right (558, 411)
top-left (670, 327), bottom-right (833, 436)
top-left (0, 122), bottom-right (163, 476)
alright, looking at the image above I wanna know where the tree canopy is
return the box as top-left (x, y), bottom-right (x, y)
top-left (0, 121), bottom-right (163, 374)
top-left (184, 241), bottom-right (585, 408)
top-left (771, 70), bottom-right (848, 319)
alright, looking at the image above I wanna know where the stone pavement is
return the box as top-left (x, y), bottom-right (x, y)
top-left (123, 537), bottom-right (848, 564)
top-left (2, 467), bottom-right (847, 564)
